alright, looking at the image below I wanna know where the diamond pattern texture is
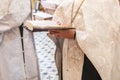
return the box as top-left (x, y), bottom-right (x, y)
top-left (34, 32), bottom-right (58, 80)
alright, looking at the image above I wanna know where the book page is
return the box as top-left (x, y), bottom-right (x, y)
top-left (33, 11), bottom-right (53, 19)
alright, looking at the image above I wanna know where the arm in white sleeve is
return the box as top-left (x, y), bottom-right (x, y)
top-left (0, 0), bottom-right (31, 33)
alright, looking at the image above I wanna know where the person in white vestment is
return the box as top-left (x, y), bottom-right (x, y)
top-left (49, 0), bottom-right (120, 80)
top-left (0, 0), bottom-right (40, 80)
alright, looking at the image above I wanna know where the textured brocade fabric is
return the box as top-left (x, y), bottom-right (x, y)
top-left (0, 0), bottom-right (39, 80)
top-left (53, 0), bottom-right (120, 80)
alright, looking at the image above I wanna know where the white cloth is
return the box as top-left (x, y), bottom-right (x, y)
top-left (53, 0), bottom-right (120, 80)
top-left (0, 0), bottom-right (40, 80)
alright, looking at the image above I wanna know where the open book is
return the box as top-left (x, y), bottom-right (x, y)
top-left (24, 20), bottom-right (75, 31)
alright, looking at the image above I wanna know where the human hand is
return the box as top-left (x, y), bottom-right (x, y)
top-left (48, 29), bottom-right (76, 39)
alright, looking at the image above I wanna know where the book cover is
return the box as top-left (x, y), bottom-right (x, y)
top-left (24, 20), bottom-right (74, 32)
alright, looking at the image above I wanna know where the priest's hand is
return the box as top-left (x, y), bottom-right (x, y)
top-left (48, 29), bottom-right (76, 39)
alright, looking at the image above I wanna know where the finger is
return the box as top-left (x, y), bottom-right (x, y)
top-left (56, 34), bottom-right (60, 37)
top-left (55, 34), bottom-right (62, 38)
top-left (48, 30), bottom-right (57, 35)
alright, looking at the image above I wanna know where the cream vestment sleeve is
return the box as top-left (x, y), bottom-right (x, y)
top-left (0, 0), bottom-right (31, 33)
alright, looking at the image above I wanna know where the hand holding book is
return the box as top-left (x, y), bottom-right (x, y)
top-left (24, 20), bottom-right (76, 39)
